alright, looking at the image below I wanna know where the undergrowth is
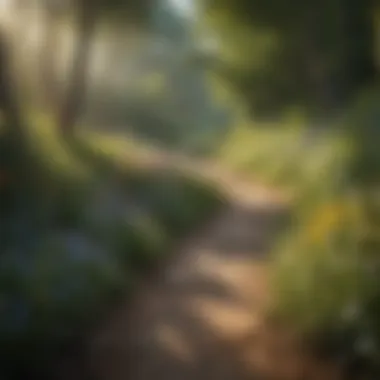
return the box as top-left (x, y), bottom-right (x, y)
top-left (0, 116), bottom-right (223, 378)
top-left (267, 91), bottom-right (380, 375)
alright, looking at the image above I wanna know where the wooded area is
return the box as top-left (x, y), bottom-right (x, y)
top-left (0, 0), bottom-right (379, 378)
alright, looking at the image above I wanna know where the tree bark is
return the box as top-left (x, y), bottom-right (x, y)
top-left (40, 5), bottom-right (61, 112)
top-left (340, 0), bottom-right (377, 99)
top-left (0, 29), bottom-right (27, 148)
top-left (58, 1), bottom-right (97, 137)
top-left (0, 28), bottom-right (35, 224)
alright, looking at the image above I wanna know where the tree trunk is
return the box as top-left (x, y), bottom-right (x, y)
top-left (341, 0), bottom-right (377, 99)
top-left (58, 1), bottom-right (97, 137)
top-left (0, 29), bottom-right (27, 148)
top-left (40, 6), bottom-right (61, 112)
top-left (0, 28), bottom-right (35, 229)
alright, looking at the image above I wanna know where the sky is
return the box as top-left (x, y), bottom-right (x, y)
top-left (167, 0), bottom-right (195, 19)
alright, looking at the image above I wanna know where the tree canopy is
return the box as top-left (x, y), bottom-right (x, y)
top-left (199, 0), bottom-right (378, 118)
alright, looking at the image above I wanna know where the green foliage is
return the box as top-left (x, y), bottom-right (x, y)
top-left (0, 119), bottom-right (222, 375)
top-left (0, 235), bottom-right (127, 376)
top-left (134, 170), bottom-right (223, 236)
top-left (85, 0), bottom-right (231, 155)
top-left (199, 0), bottom-right (376, 116)
top-left (268, 90), bottom-right (380, 365)
top-left (70, 130), bottom-right (224, 236)
top-left (344, 86), bottom-right (380, 187)
top-left (0, 235), bottom-right (125, 340)
top-left (217, 117), bottom-right (349, 193)
top-left (272, 196), bottom-right (363, 326)
top-left (216, 86), bottom-right (379, 366)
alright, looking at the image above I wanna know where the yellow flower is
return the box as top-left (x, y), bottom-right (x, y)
top-left (306, 202), bottom-right (346, 243)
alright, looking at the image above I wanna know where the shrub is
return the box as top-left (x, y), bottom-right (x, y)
top-left (271, 89), bottom-right (380, 371)
top-left (1, 119), bottom-right (223, 376)
top-left (134, 170), bottom-right (223, 236)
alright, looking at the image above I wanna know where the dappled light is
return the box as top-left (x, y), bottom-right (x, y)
top-left (1, 0), bottom-right (379, 379)
top-left (154, 324), bottom-right (194, 363)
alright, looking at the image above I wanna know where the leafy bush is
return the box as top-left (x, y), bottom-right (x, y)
top-left (270, 90), bottom-right (380, 370)
top-left (0, 233), bottom-right (126, 340)
top-left (1, 119), bottom-right (223, 375)
top-left (135, 170), bottom-right (223, 236)
top-left (272, 196), bottom-right (366, 326)
top-left (83, 189), bottom-right (170, 271)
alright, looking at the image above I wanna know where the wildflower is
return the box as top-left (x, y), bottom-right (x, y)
top-left (306, 202), bottom-right (345, 243)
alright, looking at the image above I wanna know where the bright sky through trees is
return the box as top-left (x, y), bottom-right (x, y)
top-left (167, 0), bottom-right (195, 19)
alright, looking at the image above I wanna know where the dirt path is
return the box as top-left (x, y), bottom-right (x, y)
top-left (65, 156), bottom-right (342, 380)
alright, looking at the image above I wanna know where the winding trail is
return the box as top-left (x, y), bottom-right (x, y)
top-left (65, 153), bottom-right (342, 380)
